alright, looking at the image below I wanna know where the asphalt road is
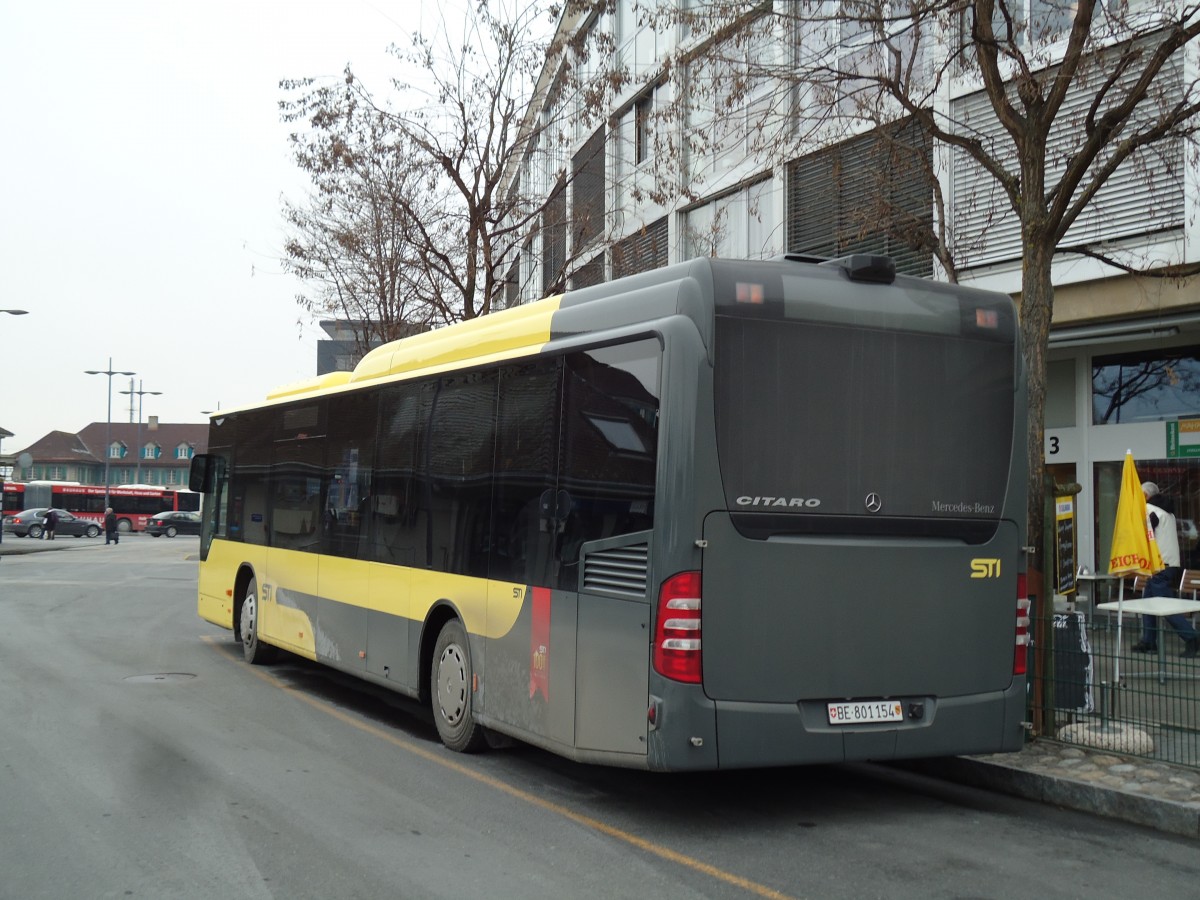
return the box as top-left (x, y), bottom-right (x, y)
top-left (1, 537), bottom-right (1198, 899)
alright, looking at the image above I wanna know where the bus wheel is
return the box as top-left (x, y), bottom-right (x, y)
top-left (117, 518), bottom-right (132, 533)
top-left (85, 525), bottom-right (100, 538)
top-left (431, 620), bottom-right (486, 753)
top-left (240, 578), bottom-right (277, 665)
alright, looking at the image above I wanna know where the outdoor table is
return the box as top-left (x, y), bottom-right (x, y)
top-left (1096, 596), bottom-right (1200, 683)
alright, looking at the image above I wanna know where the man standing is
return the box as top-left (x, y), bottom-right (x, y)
top-left (43, 508), bottom-right (58, 541)
top-left (104, 508), bottom-right (119, 546)
top-left (1132, 482), bottom-right (1198, 658)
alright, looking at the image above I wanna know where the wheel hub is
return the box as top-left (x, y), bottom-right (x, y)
top-left (437, 644), bottom-right (468, 725)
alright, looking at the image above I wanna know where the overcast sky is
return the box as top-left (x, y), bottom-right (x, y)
top-left (0, 0), bottom-right (451, 454)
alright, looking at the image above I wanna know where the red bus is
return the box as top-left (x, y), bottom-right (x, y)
top-left (22, 481), bottom-right (200, 532)
top-left (2, 482), bottom-right (25, 517)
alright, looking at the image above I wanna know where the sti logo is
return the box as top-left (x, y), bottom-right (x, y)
top-left (970, 558), bottom-right (1001, 579)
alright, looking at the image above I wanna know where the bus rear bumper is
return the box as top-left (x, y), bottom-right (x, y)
top-left (713, 683), bottom-right (1026, 768)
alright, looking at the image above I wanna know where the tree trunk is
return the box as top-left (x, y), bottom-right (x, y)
top-left (1020, 237), bottom-right (1055, 735)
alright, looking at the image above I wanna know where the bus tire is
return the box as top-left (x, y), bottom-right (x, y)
top-left (431, 619), bottom-right (486, 753)
top-left (240, 577), bottom-right (277, 665)
top-left (85, 525), bottom-right (100, 538)
top-left (117, 519), bottom-right (132, 533)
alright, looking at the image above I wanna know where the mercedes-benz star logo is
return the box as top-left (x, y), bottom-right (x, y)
top-left (865, 493), bottom-right (882, 513)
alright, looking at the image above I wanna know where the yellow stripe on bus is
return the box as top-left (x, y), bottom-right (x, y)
top-left (200, 539), bottom-right (528, 644)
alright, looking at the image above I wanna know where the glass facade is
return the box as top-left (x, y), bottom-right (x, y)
top-left (1091, 346), bottom-right (1200, 425)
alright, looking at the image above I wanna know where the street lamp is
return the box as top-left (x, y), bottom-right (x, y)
top-left (84, 358), bottom-right (136, 506)
top-left (0, 426), bottom-right (10, 549)
top-left (0, 311), bottom-right (28, 548)
top-left (119, 379), bottom-right (162, 485)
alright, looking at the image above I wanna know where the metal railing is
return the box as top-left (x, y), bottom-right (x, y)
top-left (1030, 600), bottom-right (1200, 769)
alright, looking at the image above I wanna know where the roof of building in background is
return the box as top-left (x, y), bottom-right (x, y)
top-left (14, 423), bottom-right (209, 461)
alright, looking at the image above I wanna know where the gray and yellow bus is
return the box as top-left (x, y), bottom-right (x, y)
top-left (189, 254), bottom-right (1029, 770)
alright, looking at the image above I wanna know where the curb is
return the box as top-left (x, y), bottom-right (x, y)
top-left (898, 756), bottom-right (1200, 839)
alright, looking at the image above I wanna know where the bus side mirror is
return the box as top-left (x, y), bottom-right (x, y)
top-left (190, 454), bottom-right (216, 493)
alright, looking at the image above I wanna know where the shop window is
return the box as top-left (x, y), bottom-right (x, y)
top-left (1094, 458), bottom-right (1200, 570)
top-left (1091, 346), bottom-right (1200, 425)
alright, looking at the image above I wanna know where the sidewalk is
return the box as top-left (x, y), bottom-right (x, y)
top-left (901, 740), bottom-right (1200, 839)
top-left (4, 537), bottom-right (1197, 838)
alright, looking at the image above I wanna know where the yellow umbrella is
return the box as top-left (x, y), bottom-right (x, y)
top-left (1107, 451), bottom-right (1164, 681)
top-left (1108, 451), bottom-right (1163, 577)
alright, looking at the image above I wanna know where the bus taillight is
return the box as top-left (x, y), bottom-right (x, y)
top-left (654, 571), bottom-right (702, 684)
top-left (1014, 574), bottom-right (1030, 676)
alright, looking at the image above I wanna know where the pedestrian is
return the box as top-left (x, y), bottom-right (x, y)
top-left (1132, 482), bottom-right (1198, 658)
top-left (43, 508), bottom-right (58, 541)
top-left (104, 507), bottom-right (119, 545)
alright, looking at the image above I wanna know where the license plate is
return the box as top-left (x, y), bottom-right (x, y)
top-left (827, 700), bottom-right (904, 725)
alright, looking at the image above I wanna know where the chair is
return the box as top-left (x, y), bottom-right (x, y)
top-left (1179, 569), bottom-right (1200, 628)
top-left (1179, 568), bottom-right (1200, 600)
top-left (1123, 574), bottom-right (1147, 598)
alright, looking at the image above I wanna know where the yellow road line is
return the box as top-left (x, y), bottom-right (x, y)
top-left (202, 636), bottom-right (797, 900)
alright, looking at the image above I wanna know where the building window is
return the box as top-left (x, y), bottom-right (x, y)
top-left (787, 118), bottom-right (933, 277)
top-left (108, 442), bottom-right (126, 459)
top-left (1091, 346), bottom-right (1200, 425)
top-left (1094, 457), bottom-right (1200, 575)
top-left (685, 179), bottom-right (779, 261)
top-left (542, 177), bottom-right (567, 295)
top-left (175, 443), bottom-right (192, 460)
top-left (142, 443), bottom-right (161, 460)
top-left (634, 94), bottom-right (651, 166)
top-left (571, 256), bottom-right (605, 289)
top-left (503, 259), bottom-right (520, 309)
top-left (950, 53), bottom-right (1185, 270)
top-left (571, 127), bottom-right (606, 250)
top-left (612, 217), bottom-right (668, 279)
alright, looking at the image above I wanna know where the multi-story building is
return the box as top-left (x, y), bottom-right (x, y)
top-left (8, 420), bottom-right (207, 488)
top-left (501, 1), bottom-right (1200, 575)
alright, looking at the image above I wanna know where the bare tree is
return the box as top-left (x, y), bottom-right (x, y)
top-left (281, 0), bottom-right (605, 348)
top-left (624, 0), bottom-right (1200, 588)
top-left (281, 77), bottom-right (440, 359)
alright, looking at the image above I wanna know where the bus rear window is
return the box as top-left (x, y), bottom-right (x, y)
top-left (714, 315), bottom-right (1015, 536)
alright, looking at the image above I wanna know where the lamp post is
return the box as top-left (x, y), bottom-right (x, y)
top-left (84, 359), bottom-right (136, 507)
top-left (0, 311), bottom-right (28, 548)
top-left (119, 379), bottom-right (162, 485)
top-left (0, 426), bottom-right (10, 549)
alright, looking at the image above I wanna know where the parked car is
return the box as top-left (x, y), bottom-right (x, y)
top-left (145, 510), bottom-right (202, 538)
top-left (2, 507), bottom-right (101, 539)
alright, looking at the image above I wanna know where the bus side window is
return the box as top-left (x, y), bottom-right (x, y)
top-left (371, 382), bottom-right (425, 567)
top-left (425, 372), bottom-right (497, 578)
top-left (230, 408), bottom-right (274, 546)
top-left (557, 340), bottom-right (660, 590)
top-left (491, 359), bottom-right (562, 587)
top-left (322, 390), bottom-right (378, 560)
